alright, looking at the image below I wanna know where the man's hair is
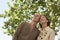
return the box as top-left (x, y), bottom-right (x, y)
top-left (39, 15), bottom-right (50, 28)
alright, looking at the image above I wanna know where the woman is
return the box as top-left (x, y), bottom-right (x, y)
top-left (12, 13), bottom-right (40, 40)
top-left (37, 15), bottom-right (55, 40)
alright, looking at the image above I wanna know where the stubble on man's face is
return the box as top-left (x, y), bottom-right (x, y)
top-left (32, 13), bottom-right (40, 22)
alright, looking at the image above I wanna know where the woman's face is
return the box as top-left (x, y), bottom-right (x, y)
top-left (40, 16), bottom-right (48, 24)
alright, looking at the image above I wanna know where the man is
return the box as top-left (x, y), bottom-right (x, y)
top-left (37, 15), bottom-right (55, 40)
top-left (12, 13), bottom-right (40, 40)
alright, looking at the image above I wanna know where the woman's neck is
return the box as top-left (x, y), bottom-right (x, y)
top-left (42, 23), bottom-right (47, 30)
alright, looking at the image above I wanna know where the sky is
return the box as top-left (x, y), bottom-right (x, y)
top-left (0, 0), bottom-right (60, 40)
top-left (0, 0), bottom-right (12, 40)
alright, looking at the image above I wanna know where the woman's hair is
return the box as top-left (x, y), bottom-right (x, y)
top-left (39, 15), bottom-right (50, 28)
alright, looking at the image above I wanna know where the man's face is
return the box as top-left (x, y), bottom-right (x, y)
top-left (32, 13), bottom-right (40, 22)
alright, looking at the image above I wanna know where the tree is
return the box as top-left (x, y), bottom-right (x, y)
top-left (0, 0), bottom-right (60, 36)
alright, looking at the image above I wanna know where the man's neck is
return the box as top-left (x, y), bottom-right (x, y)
top-left (29, 21), bottom-right (37, 28)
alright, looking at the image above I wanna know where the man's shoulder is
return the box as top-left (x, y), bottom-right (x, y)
top-left (20, 21), bottom-right (29, 26)
top-left (21, 21), bottom-right (27, 24)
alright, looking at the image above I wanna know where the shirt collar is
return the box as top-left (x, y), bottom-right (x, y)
top-left (44, 27), bottom-right (50, 31)
top-left (40, 26), bottom-right (50, 31)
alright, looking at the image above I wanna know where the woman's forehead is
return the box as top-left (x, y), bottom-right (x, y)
top-left (40, 15), bottom-right (47, 20)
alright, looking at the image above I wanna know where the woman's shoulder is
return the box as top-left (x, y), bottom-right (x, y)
top-left (49, 27), bottom-right (55, 33)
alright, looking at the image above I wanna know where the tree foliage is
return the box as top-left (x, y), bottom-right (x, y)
top-left (0, 0), bottom-right (60, 36)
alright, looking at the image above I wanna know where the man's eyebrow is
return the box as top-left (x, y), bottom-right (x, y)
top-left (35, 15), bottom-right (39, 16)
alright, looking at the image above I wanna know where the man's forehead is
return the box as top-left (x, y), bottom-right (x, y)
top-left (34, 13), bottom-right (40, 16)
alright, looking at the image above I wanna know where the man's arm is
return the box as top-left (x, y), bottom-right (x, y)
top-left (12, 21), bottom-right (25, 40)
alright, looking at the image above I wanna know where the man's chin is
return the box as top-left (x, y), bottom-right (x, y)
top-left (34, 21), bottom-right (39, 23)
top-left (32, 20), bottom-right (38, 23)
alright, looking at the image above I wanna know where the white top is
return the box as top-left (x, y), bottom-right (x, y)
top-left (37, 27), bottom-right (55, 40)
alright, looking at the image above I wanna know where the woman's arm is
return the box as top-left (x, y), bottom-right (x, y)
top-left (49, 30), bottom-right (55, 40)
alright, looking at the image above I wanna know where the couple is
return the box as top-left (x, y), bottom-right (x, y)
top-left (12, 13), bottom-right (55, 40)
